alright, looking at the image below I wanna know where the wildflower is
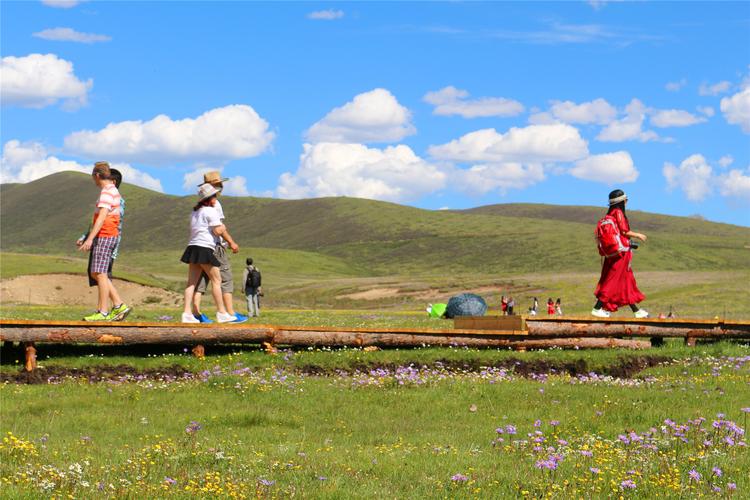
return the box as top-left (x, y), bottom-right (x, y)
top-left (549, 420), bottom-right (560, 426)
top-left (712, 467), bottom-right (722, 477)
top-left (258, 478), bottom-right (275, 486)
top-left (728, 483), bottom-right (737, 491)
top-left (713, 486), bottom-right (722, 493)
top-left (451, 473), bottom-right (469, 482)
top-left (579, 450), bottom-right (593, 457)
top-left (164, 477), bottom-right (176, 485)
top-left (688, 469), bottom-right (701, 482)
top-left (742, 407), bottom-right (750, 413)
top-left (185, 421), bottom-right (202, 434)
top-left (620, 479), bottom-right (636, 490)
top-left (590, 467), bottom-right (600, 474)
top-left (317, 476), bottom-right (327, 481)
top-left (534, 420), bottom-right (542, 428)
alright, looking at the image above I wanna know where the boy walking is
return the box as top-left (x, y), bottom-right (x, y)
top-left (242, 257), bottom-right (262, 317)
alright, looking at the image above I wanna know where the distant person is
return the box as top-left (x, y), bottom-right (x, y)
top-left (191, 172), bottom-right (247, 323)
top-left (555, 298), bottom-right (563, 316)
top-left (501, 295), bottom-right (508, 316)
top-left (77, 162), bottom-right (131, 321)
top-left (547, 298), bottom-right (555, 315)
top-left (592, 189), bottom-right (648, 318)
top-left (532, 297), bottom-right (539, 315)
top-left (667, 306), bottom-right (676, 319)
top-left (180, 184), bottom-right (239, 323)
top-left (242, 257), bottom-right (262, 317)
top-left (507, 296), bottom-right (515, 315)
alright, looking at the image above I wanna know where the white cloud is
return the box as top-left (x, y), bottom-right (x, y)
top-left (535, 98), bottom-right (617, 125)
top-left (699, 81), bottom-right (731, 96)
top-left (665, 79), bottom-right (687, 92)
top-left (422, 86), bottom-right (524, 118)
top-left (64, 105), bottom-right (275, 164)
top-left (428, 123), bottom-right (589, 163)
top-left (650, 109), bottom-right (706, 128)
top-left (306, 89), bottom-right (415, 144)
top-left (451, 162), bottom-right (546, 195)
top-left (307, 9), bottom-right (344, 20)
top-left (697, 106), bottom-right (715, 117)
top-left (718, 168), bottom-right (750, 202)
top-left (42, 0), bottom-right (82, 8)
top-left (182, 167), bottom-right (249, 196)
top-left (570, 151), bottom-right (639, 184)
top-left (277, 142), bottom-right (445, 202)
top-left (33, 27), bottom-right (111, 43)
top-left (596, 99), bottom-right (661, 142)
top-left (720, 86), bottom-right (750, 134)
top-left (718, 155), bottom-right (734, 168)
top-left (663, 154), bottom-right (714, 202)
top-left (0, 53), bottom-right (92, 109)
top-left (0, 140), bottom-right (163, 192)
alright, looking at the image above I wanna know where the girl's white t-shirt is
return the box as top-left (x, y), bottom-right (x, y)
top-left (188, 206), bottom-right (222, 249)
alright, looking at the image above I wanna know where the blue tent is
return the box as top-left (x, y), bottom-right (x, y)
top-left (445, 293), bottom-right (487, 318)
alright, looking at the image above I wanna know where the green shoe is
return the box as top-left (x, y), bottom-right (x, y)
top-left (83, 311), bottom-right (108, 321)
top-left (107, 304), bottom-right (132, 322)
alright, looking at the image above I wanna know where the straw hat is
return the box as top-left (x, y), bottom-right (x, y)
top-left (198, 171), bottom-right (229, 186)
top-left (198, 183), bottom-right (220, 202)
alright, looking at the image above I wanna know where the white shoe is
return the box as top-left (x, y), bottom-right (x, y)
top-left (591, 308), bottom-right (610, 318)
top-left (216, 312), bottom-right (237, 323)
top-left (181, 312), bottom-right (200, 323)
top-left (634, 309), bottom-right (649, 319)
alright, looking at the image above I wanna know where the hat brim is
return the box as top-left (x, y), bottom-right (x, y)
top-left (197, 178), bottom-right (230, 186)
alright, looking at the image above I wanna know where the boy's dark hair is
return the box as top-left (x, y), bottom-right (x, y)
top-left (246, 257), bottom-right (253, 265)
top-left (109, 168), bottom-right (122, 188)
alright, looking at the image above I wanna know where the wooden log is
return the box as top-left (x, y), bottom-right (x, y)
top-left (526, 321), bottom-right (750, 339)
top-left (24, 342), bottom-right (36, 372)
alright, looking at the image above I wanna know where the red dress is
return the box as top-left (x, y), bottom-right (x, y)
top-left (547, 302), bottom-right (555, 315)
top-left (594, 209), bottom-right (645, 312)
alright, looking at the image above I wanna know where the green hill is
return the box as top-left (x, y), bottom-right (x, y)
top-left (1, 171), bottom-right (749, 276)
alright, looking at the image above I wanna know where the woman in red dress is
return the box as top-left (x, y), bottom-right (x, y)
top-left (547, 298), bottom-right (555, 315)
top-left (592, 189), bottom-right (648, 318)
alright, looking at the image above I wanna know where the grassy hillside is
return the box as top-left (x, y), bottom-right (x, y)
top-left (2, 172), bottom-right (749, 277)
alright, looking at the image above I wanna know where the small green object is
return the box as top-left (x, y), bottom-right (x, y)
top-left (83, 311), bottom-right (108, 322)
top-left (428, 303), bottom-right (447, 318)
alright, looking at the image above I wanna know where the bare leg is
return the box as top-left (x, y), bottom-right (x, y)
top-left (92, 272), bottom-right (111, 312)
top-left (222, 292), bottom-right (236, 316)
top-left (183, 264), bottom-right (203, 315)
top-left (192, 291), bottom-right (203, 316)
top-left (201, 264), bottom-right (227, 315)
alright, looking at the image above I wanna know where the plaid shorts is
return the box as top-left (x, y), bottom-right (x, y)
top-left (90, 236), bottom-right (118, 274)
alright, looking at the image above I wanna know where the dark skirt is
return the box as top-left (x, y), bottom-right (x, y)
top-left (180, 245), bottom-right (221, 267)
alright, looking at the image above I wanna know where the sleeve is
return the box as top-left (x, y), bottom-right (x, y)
top-left (613, 209), bottom-right (630, 233)
top-left (204, 207), bottom-right (222, 227)
top-left (241, 269), bottom-right (248, 291)
top-left (96, 188), bottom-right (114, 210)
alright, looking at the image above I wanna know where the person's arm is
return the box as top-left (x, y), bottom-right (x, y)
top-left (241, 268), bottom-right (249, 293)
top-left (79, 208), bottom-right (108, 252)
top-left (624, 230), bottom-right (647, 242)
top-left (212, 225), bottom-right (239, 253)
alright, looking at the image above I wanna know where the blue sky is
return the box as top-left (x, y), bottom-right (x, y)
top-left (2, 1), bottom-right (749, 226)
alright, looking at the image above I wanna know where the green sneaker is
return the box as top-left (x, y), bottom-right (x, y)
top-left (83, 311), bottom-right (109, 321)
top-left (107, 304), bottom-right (132, 322)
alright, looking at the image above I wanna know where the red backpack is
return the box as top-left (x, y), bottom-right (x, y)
top-left (595, 215), bottom-right (628, 257)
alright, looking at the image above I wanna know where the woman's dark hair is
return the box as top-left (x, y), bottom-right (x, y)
top-left (193, 195), bottom-right (216, 211)
top-left (556, 298), bottom-right (561, 304)
top-left (607, 189), bottom-right (628, 220)
top-left (246, 258), bottom-right (253, 265)
top-left (109, 168), bottom-right (122, 188)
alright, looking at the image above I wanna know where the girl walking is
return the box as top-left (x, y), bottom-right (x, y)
top-left (180, 184), bottom-right (239, 323)
top-left (592, 189), bottom-right (648, 318)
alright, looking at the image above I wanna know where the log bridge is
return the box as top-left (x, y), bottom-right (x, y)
top-left (2, 316), bottom-right (749, 371)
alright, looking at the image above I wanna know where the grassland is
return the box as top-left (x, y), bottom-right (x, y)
top-left (2, 342), bottom-right (749, 498)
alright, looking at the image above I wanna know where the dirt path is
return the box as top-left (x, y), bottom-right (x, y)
top-left (0, 273), bottom-right (181, 307)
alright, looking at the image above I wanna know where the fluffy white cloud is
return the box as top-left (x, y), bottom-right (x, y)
top-left (307, 9), bottom-right (344, 20)
top-left (277, 142), bottom-right (445, 202)
top-left (569, 151), bottom-right (639, 184)
top-left (33, 27), bottom-right (111, 43)
top-left (530, 98), bottom-right (617, 125)
top-left (718, 168), bottom-right (750, 201)
top-left (663, 154), bottom-right (714, 202)
top-left (699, 81), bottom-right (731, 96)
top-left (718, 155), bottom-right (734, 168)
top-left (306, 88), bottom-right (415, 144)
top-left (665, 79), bottom-right (687, 92)
top-left (64, 105), bottom-right (275, 164)
top-left (697, 106), bottom-right (715, 117)
top-left (451, 162), bottom-right (546, 195)
top-left (422, 86), bottom-right (524, 118)
top-left (182, 167), bottom-right (249, 196)
top-left (0, 140), bottom-right (163, 192)
top-left (1, 53), bottom-right (92, 109)
top-left (428, 123), bottom-right (589, 163)
top-left (650, 109), bottom-right (706, 128)
top-left (596, 99), bottom-right (661, 142)
top-left (42, 0), bottom-right (82, 7)
top-left (720, 86), bottom-right (750, 134)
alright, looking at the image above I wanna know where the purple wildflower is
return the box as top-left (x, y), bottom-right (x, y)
top-left (620, 479), bottom-right (636, 490)
top-left (258, 478), bottom-right (276, 486)
top-left (579, 450), bottom-right (593, 457)
top-left (590, 467), bottom-right (600, 474)
top-left (688, 469), bottom-right (701, 482)
top-left (185, 421), bottom-right (202, 434)
top-left (728, 483), bottom-right (737, 491)
top-left (164, 477), bottom-right (176, 485)
top-left (451, 473), bottom-right (469, 482)
top-left (534, 419), bottom-right (542, 428)
top-left (317, 476), bottom-right (327, 481)
top-left (742, 407), bottom-right (750, 413)
top-left (712, 467), bottom-right (722, 477)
